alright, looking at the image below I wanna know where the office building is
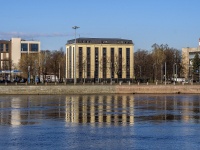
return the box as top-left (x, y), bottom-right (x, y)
top-left (66, 38), bottom-right (134, 83)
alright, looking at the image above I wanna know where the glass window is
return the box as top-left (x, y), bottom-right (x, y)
top-left (30, 44), bottom-right (39, 51)
top-left (87, 47), bottom-right (91, 78)
top-left (6, 44), bottom-right (9, 52)
top-left (0, 44), bottom-right (3, 51)
top-left (21, 43), bottom-right (28, 51)
top-left (95, 47), bottom-right (99, 79)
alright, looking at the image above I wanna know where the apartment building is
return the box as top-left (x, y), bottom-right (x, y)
top-left (66, 38), bottom-right (134, 83)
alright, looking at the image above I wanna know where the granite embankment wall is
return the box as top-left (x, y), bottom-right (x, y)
top-left (0, 85), bottom-right (200, 94)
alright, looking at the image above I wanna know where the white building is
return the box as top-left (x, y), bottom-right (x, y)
top-left (0, 38), bottom-right (40, 80)
top-left (11, 38), bottom-right (41, 67)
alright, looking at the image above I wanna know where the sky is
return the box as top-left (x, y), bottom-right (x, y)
top-left (0, 0), bottom-right (200, 51)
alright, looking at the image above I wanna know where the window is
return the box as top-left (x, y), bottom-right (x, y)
top-left (21, 43), bottom-right (28, 51)
top-left (95, 47), bottom-right (99, 79)
top-left (0, 44), bottom-right (3, 51)
top-left (126, 48), bottom-right (130, 78)
top-left (30, 44), bottom-right (39, 51)
top-left (69, 46), bottom-right (72, 78)
top-left (103, 48), bottom-right (107, 79)
top-left (87, 47), bottom-right (91, 78)
top-left (6, 44), bottom-right (9, 52)
top-left (79, 47), bottom-right (83, 79)
top-left (111, 48), bottom-right (115, 78)
top-left (118, 48), bottom-right (122, 78)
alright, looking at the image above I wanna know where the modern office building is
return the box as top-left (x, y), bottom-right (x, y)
top-left (66, 38), bottom-right (134, 83)
top-left (182, 39), bottom-right (200, 79)
top-left (0, 38), bottom-right (40, 79)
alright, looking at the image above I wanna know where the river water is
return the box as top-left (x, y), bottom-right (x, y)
top-left (0, 94), bottom-right (200, 150)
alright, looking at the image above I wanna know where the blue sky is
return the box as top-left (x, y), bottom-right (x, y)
top-left (1, 0), bottom-right (200, 51)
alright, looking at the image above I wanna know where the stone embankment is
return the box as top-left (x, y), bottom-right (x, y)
top-left (0, 84), bottom-right (200, 95)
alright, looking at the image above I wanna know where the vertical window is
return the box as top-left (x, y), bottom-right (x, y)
top-left (95, 47), bottom-right (99, 79)
top-left (87, 47), bottom-right (91, 78)
top-left (69, 46), bottom-right (72, 78)
top-left (6, 44), bottom-right (9, 52)
top-left (103, 48), bottom-right (107, 79)
top-left (126, 48), bottom-right (130, 78)
top-left (118, 48), bottom-right (122, 78)
top-left (73, 47), bottom-right (74, 78)
top-left (67, 48), bottom-right (69, 78)
top-left (79, 47), bottom-right (83, 79)
top-left (111, 48), bottom-right (114, 78)
top-left (0, 44), bottom-right (3, 51)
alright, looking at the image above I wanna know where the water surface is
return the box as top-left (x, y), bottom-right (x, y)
top-left (0, 94), bottom-right (200, 149)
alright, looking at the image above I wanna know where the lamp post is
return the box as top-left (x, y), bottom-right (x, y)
top-left (173, 63), bottom-right (177, 84)
top-left (72, 26), bottom-right (79, 85)
top-left (28, 66), bottom-right (30, 84)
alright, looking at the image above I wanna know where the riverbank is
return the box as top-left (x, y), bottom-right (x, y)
top-left (0, 84), bottom-right (200, 94)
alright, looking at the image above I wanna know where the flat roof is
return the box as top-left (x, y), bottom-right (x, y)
top-left (67, 38), bottom-right (133, 45)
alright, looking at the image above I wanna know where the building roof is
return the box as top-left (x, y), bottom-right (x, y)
top-left (67, 38), bottom-right (133, 45)
top-left (0, 40), bottom-right (10, 43)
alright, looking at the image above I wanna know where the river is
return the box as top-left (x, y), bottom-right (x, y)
top-left (0, 94), bottom-right (200, 149)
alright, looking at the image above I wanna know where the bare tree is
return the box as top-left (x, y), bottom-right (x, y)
top-left (48, 48), bottom-right (65, 82)
top-left (18, 53), bottom-right (39, 82)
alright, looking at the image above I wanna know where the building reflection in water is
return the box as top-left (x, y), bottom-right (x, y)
top-left (65, 95), bottom-right (135, 125)
top-left (0, 95), bottom-right (200, 126)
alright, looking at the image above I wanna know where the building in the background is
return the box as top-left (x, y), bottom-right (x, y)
top-left (182, 39), bottom-right (200, 80)
top-left (66, 38), bottom-right (134, 83)
top-left (11, 38), bottom-right (40, 66)
top-left (0, 38), bottom-right (40, 80)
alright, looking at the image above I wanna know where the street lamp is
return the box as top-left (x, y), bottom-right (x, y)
top-left (28, 66), bottom-right (30, 83)
top-left (173, 63), bottom-right (177, 84)
top-left (72, 26), bottom-right (79, 85)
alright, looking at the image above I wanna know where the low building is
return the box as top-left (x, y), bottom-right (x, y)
top-left (66, 38), bottom-right (134, 83)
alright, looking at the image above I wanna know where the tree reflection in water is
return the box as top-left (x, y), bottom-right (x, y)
top-left (0, 94), bottom-right (200, 126)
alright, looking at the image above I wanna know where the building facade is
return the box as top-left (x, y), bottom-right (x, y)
top-left (0, 38), bottom-right (40, 80)
top-left (66, 38), bottom-right (134, 83)
top-left (182, 44), bottom-right (200, 79)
